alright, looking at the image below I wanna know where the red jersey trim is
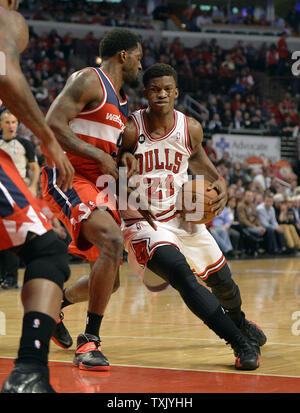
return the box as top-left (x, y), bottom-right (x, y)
top-left (184, 115), bottom-right (193, 155)
top-left (194, 255), bottom-right (226, 280)
top-left (141, 109), bottom-right (178, 141)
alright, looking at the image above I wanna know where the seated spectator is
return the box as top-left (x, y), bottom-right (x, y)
top-left (254, 192), bottom-right (264, 207)
top-left (208, 206), bottom-right (240, 258)
top-left (216, 159), bottom-right (230, 182)
top-left (281, 115), bottom-right (296, 137)
top-left (230, 163), bottom-right (247, 186)
top-left (231, 93), bottom-right (242, 112)
top-left (285, 176), bottom-right (299, 198)
top-left (250, 114), bottom-right (262, 129)
top-left (291, 195), bottom-right (300, 221)
top-left (208, 113), bottom-right (223, 132)
top-left (267, 116), bottom-right (281, 136)
top-left (275, 199), bottom-right (300, 250)
top-left (195, 11), bottom-right (212, 30)
top-left (221, 109), bottom-right (233, 128)
top-left (272, 14), bottom-right (286, 28)
top-left (237, 190), bottom-right (266, 252)
top-left (253, 166), bottom-right (272, 192)
top-left (199, 111), bottom-right (209, 132)
top-left (243, 111), bottom-right (252, 128)
top-left (229, 110), bottom-right (244, 130)
top-left (256, 193), bottom-right (287, 254)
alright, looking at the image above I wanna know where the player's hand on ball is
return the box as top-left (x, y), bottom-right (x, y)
top-left (207, 177), bottom-right (227, 216)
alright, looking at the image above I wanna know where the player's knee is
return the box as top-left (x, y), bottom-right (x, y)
top-left (204, 263), bottom-right (240, 302)
top-left (20, 230), bottom-right (70, 290)
top-left (105, 228), bottom-right (123, 253)
top-left (149, 245), bottom-right (196, 290)
top-left (95, 224), bottom-right (124, 259)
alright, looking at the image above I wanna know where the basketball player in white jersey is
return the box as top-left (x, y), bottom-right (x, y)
top-left (119, 63), bottom-right (266, 370)
top-left (56, 64), bottom-right (265, 370)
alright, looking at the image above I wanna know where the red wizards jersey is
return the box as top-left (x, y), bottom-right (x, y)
top-left (0, 149), bottom-right (51, 250)
top-left (67, 67), bottom-right (128, 184)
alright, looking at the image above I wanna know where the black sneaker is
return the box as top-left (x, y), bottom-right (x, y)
top-left (239, 312), bottom-right (267, 347)
top-left (73, 333), bottom-right (110, 371)
top-left (1, 363), bottom-right (55, 393)
top-left (1, 276), bottom-right (18, 290)
top-left (51, 312), bottom-right (73, 349)
top-left (230, 335), bottom-right (261, 370)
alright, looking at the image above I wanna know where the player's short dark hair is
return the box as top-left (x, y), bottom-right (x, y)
top-left (99, 28), bottom-right (141, 59)
top-left (143, 63), bottom-right (178, 87)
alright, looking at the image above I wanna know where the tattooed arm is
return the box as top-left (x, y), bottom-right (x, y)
top-left (46, 68), bottom-right (119, 179)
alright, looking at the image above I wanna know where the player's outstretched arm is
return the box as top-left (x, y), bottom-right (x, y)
top-left (46, 68), bottom-right (119, 180)
top-left (187, 117), bottom-right (227, 216)
top-left (0, 9), bottom-right (74, 191)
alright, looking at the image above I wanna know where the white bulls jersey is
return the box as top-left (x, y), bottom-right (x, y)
top-left (121, 108), bottom-right (192, 225)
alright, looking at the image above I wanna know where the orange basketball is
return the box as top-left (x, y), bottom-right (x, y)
top-left (176, 178), bottom-right (218, 224)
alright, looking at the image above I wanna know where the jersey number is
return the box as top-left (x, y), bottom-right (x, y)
top-left (144, 175), bottom-right (175, 200)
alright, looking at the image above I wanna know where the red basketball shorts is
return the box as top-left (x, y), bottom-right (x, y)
top-left (41, 166), bottom-right (121, 262)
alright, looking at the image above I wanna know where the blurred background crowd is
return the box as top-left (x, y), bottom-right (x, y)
top-left (1, 0), bottom-right (300, 290)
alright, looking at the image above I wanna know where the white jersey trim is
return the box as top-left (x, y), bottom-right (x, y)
top-left (69, 118), bottom-right (120, 143)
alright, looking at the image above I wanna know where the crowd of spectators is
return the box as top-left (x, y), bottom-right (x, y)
top-left (17, 24), bottom-right (300, 142)
top-left (182, 4), bottom-right (300, 35)
top-left (19, 0), bottom-right (167, 30)
top-left (19, 1), bottom-right (299, 35)
top-left (205, 152), bottom-right (300, 259)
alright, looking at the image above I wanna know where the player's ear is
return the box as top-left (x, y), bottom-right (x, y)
top-left (142, 88), bottom-right (147, 98)
top-left (119, 50), bottom-right (128, 64)
top-left (8, 0), bottom-right (18, 10)
top-left (175, 88), bottom-right (179, 99)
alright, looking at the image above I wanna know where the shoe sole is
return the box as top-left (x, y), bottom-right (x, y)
top-left (235, 354), bottom-right (261, 370)
top-left (72, 359), bottom-right (110, 371)
top-left (51, 336), bottom-right (73, 349)
top-left (247, 321), bottom-right (267, 347)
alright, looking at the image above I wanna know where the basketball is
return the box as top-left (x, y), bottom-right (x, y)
top-left (176, 178), bottom-right (218, 224)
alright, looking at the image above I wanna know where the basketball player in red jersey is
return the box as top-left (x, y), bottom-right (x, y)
top-left (41, 28), bottom-right (155, 371)
top-left (0, 0), bottom-right (74, 393)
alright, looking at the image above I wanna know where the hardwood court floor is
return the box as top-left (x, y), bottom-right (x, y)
top-left (1, 256), bottom-right (300, 393)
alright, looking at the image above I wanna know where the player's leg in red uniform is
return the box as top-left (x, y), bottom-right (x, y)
top-left (0, 152), bottom-right (70, 393)
top-left (42, 166), bottom-right (123, 370)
